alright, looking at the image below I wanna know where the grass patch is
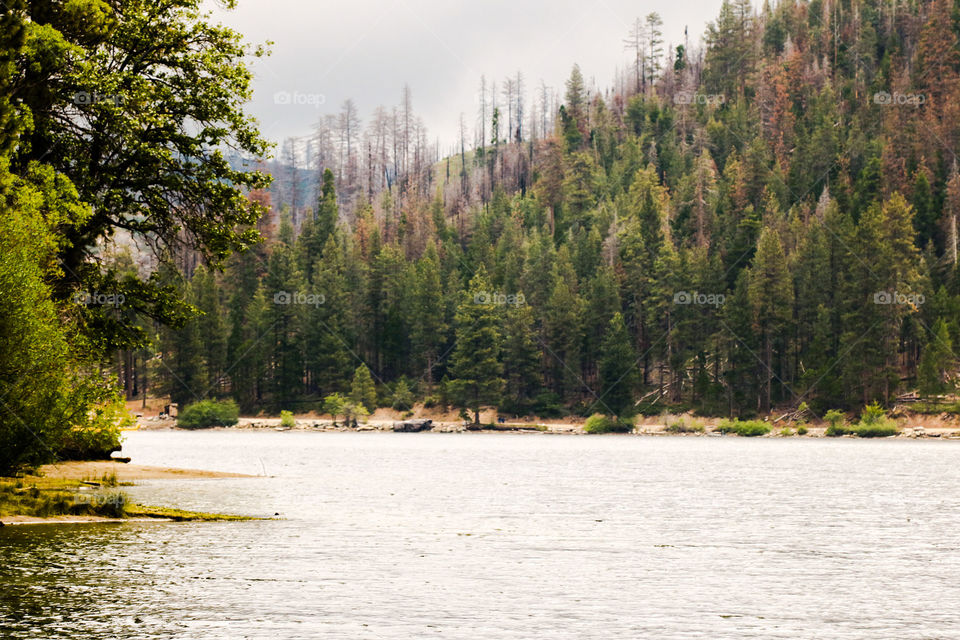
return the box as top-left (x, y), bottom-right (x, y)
top-left (716, 419), bottom-right (770, 437)
top-left (0, 478), bottom-right (127, 518)
top-left (1, 474), bottom-right (261, 522)
top-left (125, 505), bottom-right (259, 521)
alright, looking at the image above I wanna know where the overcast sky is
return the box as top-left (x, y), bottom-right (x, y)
top-left (207, 0), bottom-right (726, 152)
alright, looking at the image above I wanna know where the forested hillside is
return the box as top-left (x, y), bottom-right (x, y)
top-left (145, 0), bottom-right (960, 420)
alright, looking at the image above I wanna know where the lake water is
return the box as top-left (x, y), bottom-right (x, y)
top-left (2, 430), bottom-right (960, 639)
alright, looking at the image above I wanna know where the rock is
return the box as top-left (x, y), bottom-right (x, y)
top-left (392, 419), bottom-right (433, 433)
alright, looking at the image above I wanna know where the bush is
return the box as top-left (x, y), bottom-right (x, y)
top-left (852, 402), bottom-right (898, 437)
top-left (60, 396), bottom-right (130, 460)
top-left (825, 424), bottom-right (850, 436)
top-left (716, 419), bottom-right (770, 437)
top-left (177, 399), bottom-right (239, 429)
top-left (422, 395), bottom-right (438, 409)
top-left (280, 410), bottom-right (295, 429)
top-left (853, 425), bottom-right (898, 438)
top-left (664, 417), bottom-right (704, 433)
top-left (584, 414), bottom-right (634, 434)
top-left (823, 409), bottom-right (846, 428)
top-left (779, 427), bottom-right (792, 437)
top-left (796, 426), bottom-right (808, 436)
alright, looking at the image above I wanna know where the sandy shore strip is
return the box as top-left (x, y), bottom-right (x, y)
top-left (37, 460), bottom-right (254, 481)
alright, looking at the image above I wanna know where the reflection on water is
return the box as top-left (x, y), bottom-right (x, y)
top-left (3, 431), bottom-right (960, 639)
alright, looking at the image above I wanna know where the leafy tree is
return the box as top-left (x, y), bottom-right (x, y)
top-left (13, 0), bottom-right (271, 352)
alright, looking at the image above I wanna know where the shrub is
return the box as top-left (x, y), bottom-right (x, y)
top-left (664, 417), bottom-right (704, 433)
top-left (853, 424), bottom-right (898, 438)
top-left (796, 426), bottom-right (808, 436)
top-left (779, 427), bottom-right (792, 437)
top-left (716, 419), bottom-right (770, 437)
top-left (280, 410), bottom-right (295, 429)
top-left (584, 414), bottom-right (634, 434)
top-left (852, 402), bottom-right (898, 438)
top-left (422, 395), bottom-right (438, 409)
top-left (823, 409), bottom-right (846, 429)
top-left (177, 399), bottom-right (239, 429)
top-left (825, 424), bottom-right (851, 437)
top-left (60, 396), bottom-right (130, 460)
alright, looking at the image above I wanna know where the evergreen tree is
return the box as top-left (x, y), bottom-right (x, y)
top-left (918, 319), bottom-right (955, 395)
top-left (598, 313), bottom-right (638, 420)
top-left (350, 364), bottom-right (378, 413)
top-left (449, 266), bottom-right (504, 424)
top-left (500, 304), bottom-right (542, 415)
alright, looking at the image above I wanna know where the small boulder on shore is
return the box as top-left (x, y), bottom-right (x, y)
top-left (392, 419), bottom-right (433, 433)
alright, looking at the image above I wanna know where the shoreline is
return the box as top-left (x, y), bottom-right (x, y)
top-left (0, 462), bottom-right (260, 527)
top-left (133, 420), bottom-right (960, 439)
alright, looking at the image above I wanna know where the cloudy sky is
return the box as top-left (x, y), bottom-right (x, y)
top-left (207, 0), bottom-right (725, 152)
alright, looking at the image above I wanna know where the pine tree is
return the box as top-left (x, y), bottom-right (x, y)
top-left (918, 318), bottom-right (955, 395)
top-left (449, 266), bottom-right (504, 424)
top-left (304, 235), bottom-right (351, 395)
top-left (500, 304), bottom-right (542, 415)
top-left (350, 364), bottom-right (377, 413)
top-left (598, 312), bottom-right (638, 420)
top-left (748, 228), bottom-right (793, 412)
top-left (410, 243), bottom-right (447, 384)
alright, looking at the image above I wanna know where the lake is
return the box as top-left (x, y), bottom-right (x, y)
top-left (2, 430), bottom-right (960, 638)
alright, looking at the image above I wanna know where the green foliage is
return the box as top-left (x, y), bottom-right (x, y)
top-left (449, 267), bottom-right (504, 424)
top-left (280, 410), bottom-right (295, 429)
top-left (350, 365), bottom-right (377, 414)
top-left (391, 378), bottom-right (415, 411)
top-left (598, 313), bottom-right (638, 419)
top-left (716, 419), bottom-right (771, 437)
top-left (825, 424), bottom-right (852, 437)
top-left (852, 403), bottom-right (898, 437)
top-left (59, 397), bottom-right (130, 461)
top-left (177, 400), bottom-right (240, 430)
top-left (796, 426), bottom-right (808, 436)
top-left (823, 410), bottom-right (847, 429)
top-left (584, 413), bottom-right (635, 434)
top-left (665, 418), bottom-right (705, 433)
top-left (323, 393), bottom-right (348, 424)
top-left (0, 166), bottom-right (125, 473)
